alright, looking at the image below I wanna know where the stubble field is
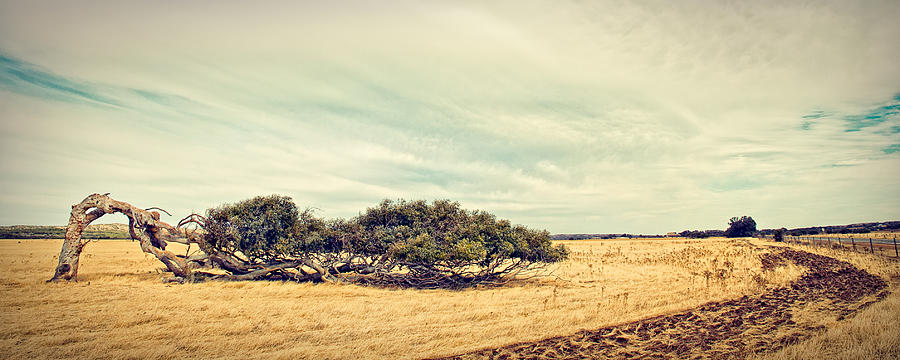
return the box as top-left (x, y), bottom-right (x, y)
top-left (1, 238), bottom-right (897, 359)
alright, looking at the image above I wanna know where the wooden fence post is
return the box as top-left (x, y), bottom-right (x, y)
top-left (894, 236), bottom-right (898, 258)
top-left (838, 237), bottom-right (842, 250)
top-left (869, 237), bottom-right (874, 254)
top-left (851, 237), bottom-right (856, 251)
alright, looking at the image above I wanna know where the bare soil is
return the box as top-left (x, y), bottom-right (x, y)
top-left (434, 247), bottom-right (888, 360)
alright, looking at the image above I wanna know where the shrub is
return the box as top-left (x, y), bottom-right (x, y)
top-left (197, 196), bottom-right (567, 288)
top-left (774, 228), bottom-right (786, 242)
top-left (202, 195), bottom-right (301, 262)
top-left (347, 199), bottom-right (568, 287)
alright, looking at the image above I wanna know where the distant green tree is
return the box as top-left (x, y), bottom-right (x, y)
top-left (725, 216), bottom-right (757, 238)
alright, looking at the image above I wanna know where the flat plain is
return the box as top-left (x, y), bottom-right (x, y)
top-left (1, 238), bottom-right (897, 359)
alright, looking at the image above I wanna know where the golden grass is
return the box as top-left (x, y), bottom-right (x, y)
top-left (0, 237), bottom-right (867, 360)
top-left (752, 240), bottom-right (900, 360)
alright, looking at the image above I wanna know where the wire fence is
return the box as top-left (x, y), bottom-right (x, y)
top-left (759, 234), bottom-right (900, 258)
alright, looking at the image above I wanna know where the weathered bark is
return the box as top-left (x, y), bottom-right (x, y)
top-left (49, 193), bottom-right (201, 282)
top-left (49, 194), bottom-right (556, 288)
top-left (48, 193), bottom-right (334, 283)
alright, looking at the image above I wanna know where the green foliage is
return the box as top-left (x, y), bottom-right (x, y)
top-left (725, 216), bottom-right (757, 238)
top-left (203, 195), bottom-right (302, 262)
top-left (352, 199), bottom-right (568, 269)
top-left (198, 196), bottom-right (567, 287)
top-left (290, 209), bottom-right (332, 252)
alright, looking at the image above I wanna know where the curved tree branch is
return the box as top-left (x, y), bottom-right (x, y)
top-left (49, 193), bottom-right (201, 282)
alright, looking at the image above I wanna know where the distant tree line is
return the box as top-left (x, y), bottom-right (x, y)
top-left (555, 218), bottom-right (900, 241)
top-left (0, 225), bottom-right (130, 239)
top-left (552, 215), bottom-right (758, 240)
top-left (550, 234), bottom-right (667, 240)
top-left (757, 221), bottom-right (900, 237)
top-left (678, 230), bottom-right (726, 239)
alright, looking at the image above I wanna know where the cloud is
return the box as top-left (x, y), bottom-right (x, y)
top-left (1, 0), bottom-right (899, 233)
top-left (0, 54), bottom-right (121, 107)
top-left (843, 95), bottom-right (900, 132)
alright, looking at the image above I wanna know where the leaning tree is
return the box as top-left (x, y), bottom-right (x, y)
top-left (50, 193), bottom-right (344, 284)
top-left (49, 193), bottom-right (568, 288)
top-left (49, 193), bottom-right (203, 282)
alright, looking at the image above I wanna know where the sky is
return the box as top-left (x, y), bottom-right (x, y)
top-left (1, 1), bottom-right (899, 234)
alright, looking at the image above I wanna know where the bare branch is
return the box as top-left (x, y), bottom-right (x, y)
top-left (145, 207), bottom-right (172, 216)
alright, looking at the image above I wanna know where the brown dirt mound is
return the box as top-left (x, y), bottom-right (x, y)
top-left (431, 248), bottom-right (888, 360)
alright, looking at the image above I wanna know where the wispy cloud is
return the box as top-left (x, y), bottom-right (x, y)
top-left (843, 95), bottom-right (900, 132)
top-left (0, 54), bottom-right (121, 107)
top-left (1, 1), bottom-right (899, 233)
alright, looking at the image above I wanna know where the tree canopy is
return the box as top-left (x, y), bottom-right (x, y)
top-left (725, 216), bottom-right (757, 238)
top-left (188, 195), bottom-right (567, 288)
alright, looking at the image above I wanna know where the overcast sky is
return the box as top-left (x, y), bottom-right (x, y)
top-left (1, 1), bottom-right (898, 233)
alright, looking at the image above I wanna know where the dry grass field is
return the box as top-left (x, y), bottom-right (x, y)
top-left (0, 237), bottom-right (896, 359)
top-left (755, 241), bottom-right (900, 360)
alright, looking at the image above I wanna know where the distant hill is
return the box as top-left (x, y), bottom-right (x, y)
top-left (0, 223), bottom-right (131, 239)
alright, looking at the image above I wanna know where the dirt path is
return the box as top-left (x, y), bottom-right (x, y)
top-left (432, 248), bottom-right (888, 360)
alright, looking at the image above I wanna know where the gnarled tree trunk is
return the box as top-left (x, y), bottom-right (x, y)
top-left (48, 193), bottom-right (334, 283)
top-left (48, 193), bottom-right (199, 282)
top-left (49, 194), bottom-right (551, 287)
